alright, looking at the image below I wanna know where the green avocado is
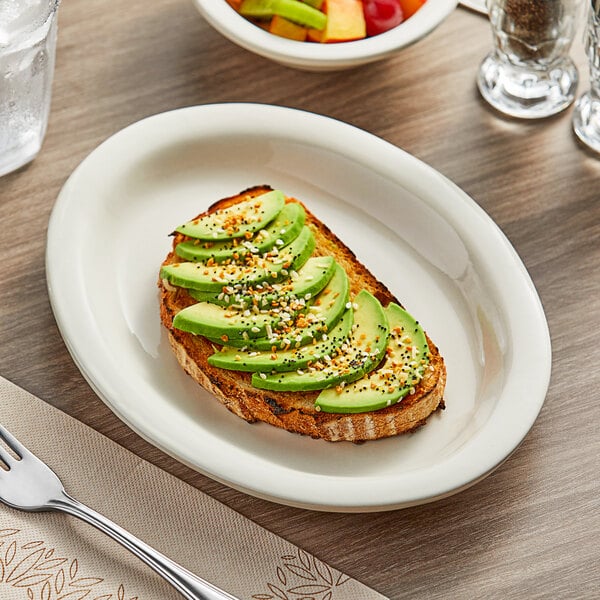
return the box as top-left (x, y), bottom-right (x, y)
top-left (160, 225), bottom-right (315, 292)
top-left (164, 193), bottom-right (435, 414)
top-left (175, 201), bottom-right (305, 263)
top-left (172, 301), bottom-right (281, 340)
top-left (208, 306), bottom-right (353, 372)
top-left (315, 304), bottom-right (430, 413)
top-left (251, 290), bottom-right (389, 392)
top-left (189, 255), bottom-right (335, 308)
top-left (206, 261), bottom-right (349, 351)
top-left (239, 0), bottom-right (327, 30)
top-left (175, 189), bottom-right (285, 241)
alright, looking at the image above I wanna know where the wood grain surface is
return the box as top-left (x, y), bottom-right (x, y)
top-left (1, 2), bottom-right (599, 598)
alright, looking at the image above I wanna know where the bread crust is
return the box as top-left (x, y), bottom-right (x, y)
top-left (159, 186), bottom-right (446, 442)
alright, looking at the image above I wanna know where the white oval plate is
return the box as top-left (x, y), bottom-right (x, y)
top-left (47, 104), bottom-right (551, 512)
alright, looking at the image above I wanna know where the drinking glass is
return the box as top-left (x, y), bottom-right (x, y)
top-left (572, 2), bottom-right (600, 152)
top-left (477, 0), bottom-right (583, 119)
top-left (0, 0), bottom-right (60, 177)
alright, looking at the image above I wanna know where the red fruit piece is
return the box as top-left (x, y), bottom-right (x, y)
top-left (362, 0), bottom-right (404, 36)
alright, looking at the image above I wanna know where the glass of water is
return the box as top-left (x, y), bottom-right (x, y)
top-left (572, 2), bottom-right (600, 153)
top-left (477, 0), bottom-right (583, 119)
top-left (0, 0), bottom-right (60, 177)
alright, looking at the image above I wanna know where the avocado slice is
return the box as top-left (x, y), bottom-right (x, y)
top-left (206, 261), bottom-right (349, 351)
top-left (189, 255), bottom-right (335, 308)
top-left (173, 301), bottom-right (283, 340)
top-left (160, 225), bottom-right (315, 292)
top-left (251, 290), bottom-right (389, 392)
top-left (175, 189), bottom-right (285, 241)
top-left (175, 201), bottom-right (305, 263)
top-left (208, 305), bottom-right (353, 372)
top-left (315, 304), bottom-right (430, 413)
top-left (240, 0), bottom-right (327, 30)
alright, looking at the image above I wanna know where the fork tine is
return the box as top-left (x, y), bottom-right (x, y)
top-left (0, 445), bottom-right (15, 469)
top-left (0, 424), bottom-right (26, 460)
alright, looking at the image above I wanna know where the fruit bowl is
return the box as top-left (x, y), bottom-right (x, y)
top-left (192, 0), bottom-right (458, 71)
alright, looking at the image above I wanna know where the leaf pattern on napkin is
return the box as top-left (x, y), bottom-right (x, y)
top-left (253, 548), bottom-right (350, 600)
top-left (0, 528), bottom-right (139, 600)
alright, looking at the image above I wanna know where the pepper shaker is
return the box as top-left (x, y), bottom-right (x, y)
top-left (478, 0), bottom-right (584, 119)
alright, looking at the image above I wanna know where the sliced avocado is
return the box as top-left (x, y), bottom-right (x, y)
top-left (189, 255), bottom-right (335, 308)
top-left (172, 301), bottom-right (279, 340)
top-left (175, 201), bottom-right (305, 263)
top-left (175, 189), bottom-right (285, 241)
top-left (206, 261), bottom-right (349, 350)
top-left (240, 0), bottom-right (327, 30)
top-left (160, 225), bottom-right (315, 292)
top-left (251, 290), bottom-right (389, 392)
top-left (315, 304), bottom-right (430, 413)
top-left (208, 306), bottom-right (353, 372)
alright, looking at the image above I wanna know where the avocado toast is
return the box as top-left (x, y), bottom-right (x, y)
top-left (159, 185), bottom-right (446, 442)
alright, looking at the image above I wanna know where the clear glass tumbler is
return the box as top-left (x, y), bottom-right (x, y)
top-left (572, 3), bottom-right (600, 152)
top-left (477, 0), bottom-right (583, 119)
top-left (0, 0), bottom-right (60, 177)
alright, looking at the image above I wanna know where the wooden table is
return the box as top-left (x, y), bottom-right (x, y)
top-left (1, 2), bottom-right (599, 598)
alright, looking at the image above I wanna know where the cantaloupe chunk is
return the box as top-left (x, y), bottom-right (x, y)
top-left (399, 0), bottom-right (426, 19)
top-left (269, 14), bottom-right (308, 40)
top-left (307, 27), bottom-right (323, 42)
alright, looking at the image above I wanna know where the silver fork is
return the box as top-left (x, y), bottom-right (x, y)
top-left (0, 424), bottom-right (239, 600)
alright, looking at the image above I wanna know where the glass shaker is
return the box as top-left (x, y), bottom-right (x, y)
top-left (573, 1), bottom-right (600, 152)
top-left (478, 0), bottom-right (583, 119)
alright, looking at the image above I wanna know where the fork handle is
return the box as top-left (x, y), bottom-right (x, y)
top-left (49, 492), bottom-right (239, 600)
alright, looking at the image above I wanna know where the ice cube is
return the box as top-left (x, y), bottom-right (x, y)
top-left (0, 0), bottom-right (51, 47)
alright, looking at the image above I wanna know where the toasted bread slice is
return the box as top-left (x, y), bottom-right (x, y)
top-left (159, 186), bottom-right (446, 442)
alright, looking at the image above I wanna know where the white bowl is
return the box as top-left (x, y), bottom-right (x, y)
top-left (192, 0), bottom-right (458, 71)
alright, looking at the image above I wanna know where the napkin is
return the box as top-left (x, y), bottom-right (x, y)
top-left (0, 376), bottom-right (386, 600)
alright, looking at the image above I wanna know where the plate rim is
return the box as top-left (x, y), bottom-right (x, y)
top-left (46, 103), bottom-right (551, 512)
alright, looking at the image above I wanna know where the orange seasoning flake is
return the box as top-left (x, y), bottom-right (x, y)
top-left (295, 316), bottom-right (309, 329)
